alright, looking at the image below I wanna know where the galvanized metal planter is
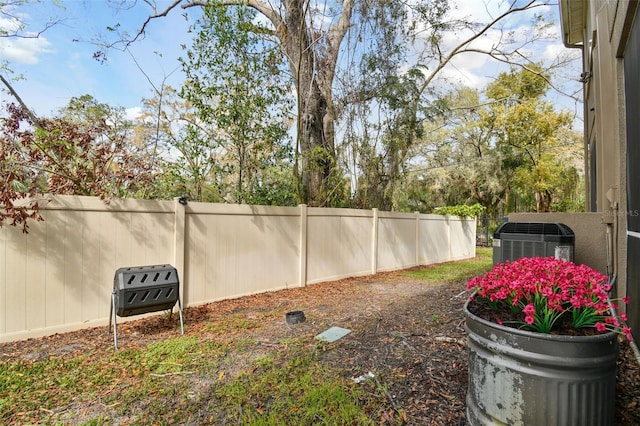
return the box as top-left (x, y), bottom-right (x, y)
top-left (464, 299), bottom-right (619, 426)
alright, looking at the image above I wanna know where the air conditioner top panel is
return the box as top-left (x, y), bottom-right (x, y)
top-left (493, 222), bottom-right (575, 243)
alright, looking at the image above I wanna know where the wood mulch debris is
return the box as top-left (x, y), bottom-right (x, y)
top-left (1, 267), bottom-right (639, 425)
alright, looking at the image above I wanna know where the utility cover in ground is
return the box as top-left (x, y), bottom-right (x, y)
top-left (315, 326), bottom-right (351, 342)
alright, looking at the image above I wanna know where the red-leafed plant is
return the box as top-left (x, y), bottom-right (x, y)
top-left (466, 256), bottom-right (632, 340)
top-left (1, 102), bottom-right (156, 232)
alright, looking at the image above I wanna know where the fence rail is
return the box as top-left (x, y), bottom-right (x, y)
top-left (0, 195), bottom-right (476, 342)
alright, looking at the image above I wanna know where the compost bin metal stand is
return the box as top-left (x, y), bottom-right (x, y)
top-left (109, 264), bottom-right (184, 350)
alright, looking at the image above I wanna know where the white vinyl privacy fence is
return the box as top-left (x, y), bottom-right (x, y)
top-left (0, 195), bottom-right (476, 342)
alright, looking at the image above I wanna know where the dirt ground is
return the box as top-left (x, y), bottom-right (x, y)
top-left (1, 267), bottom-right (639, 425)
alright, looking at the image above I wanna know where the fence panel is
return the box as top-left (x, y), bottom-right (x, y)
top-left (377, 212), bottom-right (418, 272)
top-left (306, 208), bottom-right (373, 284)
top-left (450, 217), bottom-right (477, 260)
top-left (1, 196), bottom-right (476, 342)
top-left (419, 215), bottom-right (451, 264)
top-left (184, 203), bottom-right (300, 306)
top-left (0, 197), bottom-right (176, 341)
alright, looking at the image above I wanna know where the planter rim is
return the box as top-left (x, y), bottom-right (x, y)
top-left (464, 296), bottom-right (619, 343)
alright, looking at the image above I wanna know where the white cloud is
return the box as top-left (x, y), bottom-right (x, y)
top-left (543, 42), bottom-right (579, 62)
top-left (441, 53), bottom-right (493, 88)
top-left (403, 0), bottom-right (570, 93)
top-left (125, 106), bottom-right (143, 121)
top-left (0, 35), bottom-right (52, 64)
top-left (0, 11), bottom-right (53, 64)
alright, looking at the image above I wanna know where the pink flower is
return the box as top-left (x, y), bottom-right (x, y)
top-left (523, 303), bottom-right (535, 316)
top-left (467, 256), bottom-right (631, 339)
top-left (605, 317), bottom-right (621, 327)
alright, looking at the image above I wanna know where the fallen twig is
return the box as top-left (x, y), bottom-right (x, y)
top-left (435, 336), bottom-right (466, 346)
top-left (150, 371), bottom-right (194, 378)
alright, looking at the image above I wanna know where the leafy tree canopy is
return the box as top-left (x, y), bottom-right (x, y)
top-left (0, 97), bottom-right (157, 231)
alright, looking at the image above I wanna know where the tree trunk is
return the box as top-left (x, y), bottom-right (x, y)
top-left (535, 189), bottom-right (552, 212)
top-left (281, 0), bottom-right (339, 206)
top-left (183, 0), bottom-right (352, 206)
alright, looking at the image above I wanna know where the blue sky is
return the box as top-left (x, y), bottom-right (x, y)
top-left (1, 0), bottom-right (197, 118)
top-left (0, 0), bottom-right (580, 121)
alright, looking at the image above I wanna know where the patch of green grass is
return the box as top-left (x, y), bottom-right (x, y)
top-left (0, 336), bottom-right (230, 424)
top-left (79, 417), bottom-right (110, 426)
top-left (1, 251), bottom-right (497, 424)
top-left (430, 313), bottom-right (443, 326)
top-left (1, 334), bottom-right (387, 425)
top-left (202, 341), bottom-right (381, 425)
top-left (204, 310), bottom-right (284, 335)
top-left (1, 354), bottom-right (107, 416)
top-left (403, 247), bottom-right (492, 283)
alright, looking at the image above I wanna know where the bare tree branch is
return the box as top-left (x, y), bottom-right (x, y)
top-left (183, 0), bottom-right (284, 32)
top-left (0, 0), bottom-right (64, 38)
top-left (461, 47), bottom-right (581, 102)
top-left (0, 72), bottom-right (41, 127)
top-left (0, 20), bottom-right (59, 38)
top-left (415, 0), bottom-right (544, 101)
top-left (121, 0), bottom-right (184, 48)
